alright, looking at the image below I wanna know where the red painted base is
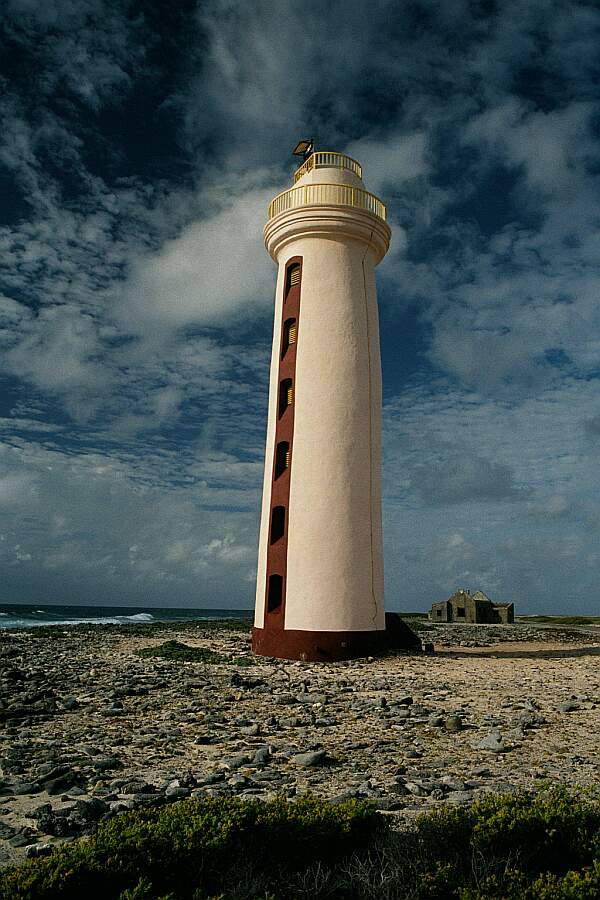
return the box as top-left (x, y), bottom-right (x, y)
top-left (252, 626), bottom-right (389, 662)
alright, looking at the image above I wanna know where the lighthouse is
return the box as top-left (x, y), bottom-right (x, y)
top-left (252, 145), bottom-right (392, 662)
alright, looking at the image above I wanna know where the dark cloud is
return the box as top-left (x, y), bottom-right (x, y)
top-left (413, 454), bottom-right (525, 506)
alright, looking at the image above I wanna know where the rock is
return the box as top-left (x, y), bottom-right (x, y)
top-left (441, 776), bottom-right (467, 792)
top-left (92, 757), bottom-right (122, 771)
top-left (291, 750), bottom-right (328, 767)
top-left (0, 822), bottom-right (16, 839)
top-left (558, 701), bottom-right (580, 712)
top-left (252, 747), bottom-right (271, 767)
top-left (507, 726), bottom-right (526, 741)
top-left (101, 705), bottom-right (125, 717)
top-left (110, 800), bottom-right (134, 813)
top-left (386, 782), bottom-right (408, 795)
top-left (240, 723), bottom-right (260, 736)
top-left (75, 798), bottom-right (109, 821)
top-left (13, 781), bottom-right (42, 795)
top-left (37, 764), bottom-right (71, 783)
top-left (45, 774), bottom-right (81, 795)
top-left (60, 696), bottom-right (79, 711)
top-left (230, 674), bottom-right (264, 689)
top-left (26, 843), bottom-right (54, 859)
top-left (296, 693), bottom-right (327, 705)
top-left (9, 832), bottom-right (37, 848)
top-left (444, 716), bottom-right (463, 733)
top-left (375, 797), bottom-right (405, 811)
top-left (164, 785), bottom-right (190, 799)
top-left (472, 731), bottom-right (505, 753)
top-left (131, 794), bottom-right (161, 807)
top-left (30, 803), bottom-right (52, 820)
top-left (446, 791), bottom-right (474, 805)
top-left (515, 711), bottom-right (545, 728)
top-left (329, 790), bottom-right (361, 804)
top-left (405, 781), bottom-right (429, 796)
top-left (121, 781), bottom-right (156, 795)
top-left (227, 775), bottom-right (249, 789)
top-left (195, 773), bottom-right (225, 786)
top-left (221, 754), bottom-right (251, 771)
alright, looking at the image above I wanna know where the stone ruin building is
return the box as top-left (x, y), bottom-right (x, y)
top-left (429, 589), bottom-right (514, 624)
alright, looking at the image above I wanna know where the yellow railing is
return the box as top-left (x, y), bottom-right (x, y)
top-left (293, 151), bottom-right (362, 183)
top-left (268, 182), bottom-right (386, 221)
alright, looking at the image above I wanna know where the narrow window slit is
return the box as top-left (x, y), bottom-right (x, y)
top-left (286, 264), bottom-right (300, 296)
top-left (278, 378), bottom-right (293, 418)
top-left (282, 318), bottom-right (297, 357)
top-left (275, 441), bottom-right (290, 479)
top-left (267, 574), bottom-right (283, 612)
top-left (270, 506), bottom-right (285, 544)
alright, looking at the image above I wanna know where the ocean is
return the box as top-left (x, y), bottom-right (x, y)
top-left (0, 603), bottom-right (252, 630)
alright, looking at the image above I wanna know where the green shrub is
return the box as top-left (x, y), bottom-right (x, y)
top-left (461, 859), bottom-right (600, 899)
top-left (0, 795), bottom-right (384, 900)
top-left (136, 641), bottom-right (231, 664)
top-left (2, 790), bottom-right (599, 900)
top-left (413, 790), bottom-right (600, 899)
top-left (469, 789), bottom-right (600, 875)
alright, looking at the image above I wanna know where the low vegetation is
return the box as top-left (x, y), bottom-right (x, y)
top-left (135, 639), bottom-right (252, 665)
top-left (2, 789), bottom-right (599, 899)
top-left (516, 615), bottom-right (600, 626)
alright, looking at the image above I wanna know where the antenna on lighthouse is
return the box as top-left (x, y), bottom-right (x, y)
top-left (292, 138), bottom-right (314, 160)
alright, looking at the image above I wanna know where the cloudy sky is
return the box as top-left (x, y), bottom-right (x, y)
top-left (1, 0), bottom-right (599, 614)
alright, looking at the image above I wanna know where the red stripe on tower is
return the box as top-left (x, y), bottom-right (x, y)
top-left (262, 256), bottom-right (302, 633)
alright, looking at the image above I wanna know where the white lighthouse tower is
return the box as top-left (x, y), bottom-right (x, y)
top-left (252, 145), bottom-right (391, 661)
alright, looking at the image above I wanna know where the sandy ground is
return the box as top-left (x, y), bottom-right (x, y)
top-left (1, 621), bottom-right (599, 868)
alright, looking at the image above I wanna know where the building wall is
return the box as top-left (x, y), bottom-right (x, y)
top-left (281, 233), bottom-right (385, 632)
top-left (255, 169), bottom-right (390, 636)
top-left (429, 592), bottom-right (515, 624)
top-left (429, 602), bottom-right (448, 622)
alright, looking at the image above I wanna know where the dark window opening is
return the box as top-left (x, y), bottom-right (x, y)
top-left (436, 609), bottom-right (442, 617)
top-left (270, 506), bottom-right (285, 543)
top-left (278, 378), bottom-right (293, 418)
top-left (456, 607), bottom-right (466, 618)
top-left (282, 318), bottom-right (297, 357)
top-left (275, 441), bottom-right (290, 479)
top-left (286, 264), bottom-right (300, 296)
top-left (267, 574), bottom-right (283, 612)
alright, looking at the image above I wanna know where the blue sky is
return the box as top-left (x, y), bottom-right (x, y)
top-left (1, 0), bottom-right (600, 613)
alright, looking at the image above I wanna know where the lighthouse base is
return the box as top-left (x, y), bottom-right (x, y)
top-left (252, 615), bottom-right (421, 662)
top-left (252, 626), bottom-right (387, 662)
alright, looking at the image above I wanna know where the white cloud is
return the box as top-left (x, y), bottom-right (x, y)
top-left (346, 131), bottom-right (428, 195)
top-left (382, 376), bottom-right (600, 612)
top-left (119, 185), bottom-right (276, 335)
top-left (0, 436), bottom-right (259, 606)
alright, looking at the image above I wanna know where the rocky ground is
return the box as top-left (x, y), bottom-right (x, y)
top-left (1, 619), bottom-right (599, 868)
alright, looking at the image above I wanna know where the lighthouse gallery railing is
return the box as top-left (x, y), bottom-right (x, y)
top-left (268, 183), bottom-right (387, 222)
top-left (293, 151), bottom-right (362, 183)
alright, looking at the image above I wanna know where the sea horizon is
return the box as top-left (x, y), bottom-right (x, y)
top-left (0, 602), bottom-right (253, 630)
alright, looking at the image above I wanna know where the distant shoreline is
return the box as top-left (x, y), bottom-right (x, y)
top-left (0, 603), bottom-right (252, 630)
